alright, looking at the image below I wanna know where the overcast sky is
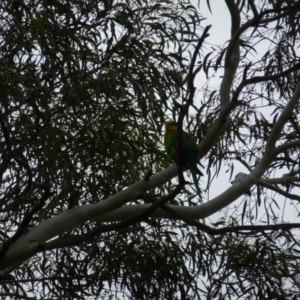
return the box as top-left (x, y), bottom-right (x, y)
top-left (189, 1), bottom-right (300, 223)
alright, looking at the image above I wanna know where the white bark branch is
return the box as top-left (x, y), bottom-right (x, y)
top-left (2, 2), bottom-right (300, 274)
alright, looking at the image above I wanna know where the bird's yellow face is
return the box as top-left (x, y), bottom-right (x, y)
top-left (165, 121), bottom-right (178, 135)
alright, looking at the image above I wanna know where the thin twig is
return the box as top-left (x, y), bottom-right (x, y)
top-left (176, 25), bottom-right (211, 190)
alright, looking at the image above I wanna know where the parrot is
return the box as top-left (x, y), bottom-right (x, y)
top-left (164, 121), bottom-right (202, 197)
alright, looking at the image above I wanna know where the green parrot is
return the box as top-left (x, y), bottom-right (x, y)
top-left (164, 121), bottom-right (202, 197)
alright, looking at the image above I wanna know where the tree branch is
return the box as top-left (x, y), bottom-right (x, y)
top-left (258, 180), bottom-right (300, 202)
top-left (248, 0), bottom-right (258, 17)
top-left (229, 61), bottom-right (300, 113)
top-left (0, 185), bottom-right (51, 264)
top-left (42, 200), bottom-right (300, 251)
top-left (266, 81), bottom-right (300, 150)
top-left (220, 0), bottom-right (241, 111)
top-left (220, 3), bottom-right (300, 116)
top-left (176, 25), bottom-right (211, 191)
top-left (276, 140), bottom-right (300, 154)
top-left (258, 3), bottom-right (300, 25)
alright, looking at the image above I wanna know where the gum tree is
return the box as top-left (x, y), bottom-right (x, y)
top-left (1, 0), bottom-right (300, 299)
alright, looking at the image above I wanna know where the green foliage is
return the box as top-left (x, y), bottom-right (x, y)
top-left (0, 0), bottom-right (204, 298)
top-left (1, 0), bottom-right (300, 299)
top-left (0, 0), bottom-right (201, 211)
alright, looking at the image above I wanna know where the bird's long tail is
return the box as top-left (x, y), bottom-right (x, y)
top-left (190, 165), bottom-right (202, 202)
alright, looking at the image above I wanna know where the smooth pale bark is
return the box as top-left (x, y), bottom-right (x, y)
top-left (2, 0), bottom-right (300, 274)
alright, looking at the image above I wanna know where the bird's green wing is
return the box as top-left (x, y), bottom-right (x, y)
top-left (164, 128), bottom-right (202, 199)
top-left (181, 132), bottom-right (202, 197)
top-left (164, 130), bottom-right (177, 162)
top-left (164, 131), bottom-right (199, 167)
top-left (181, 131), bottom-right (199, 164)
top-left (165, 130), bottom-right (199, 165)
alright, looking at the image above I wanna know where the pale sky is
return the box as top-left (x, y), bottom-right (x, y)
top-left (190, 1), bottom-right (300, 223)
